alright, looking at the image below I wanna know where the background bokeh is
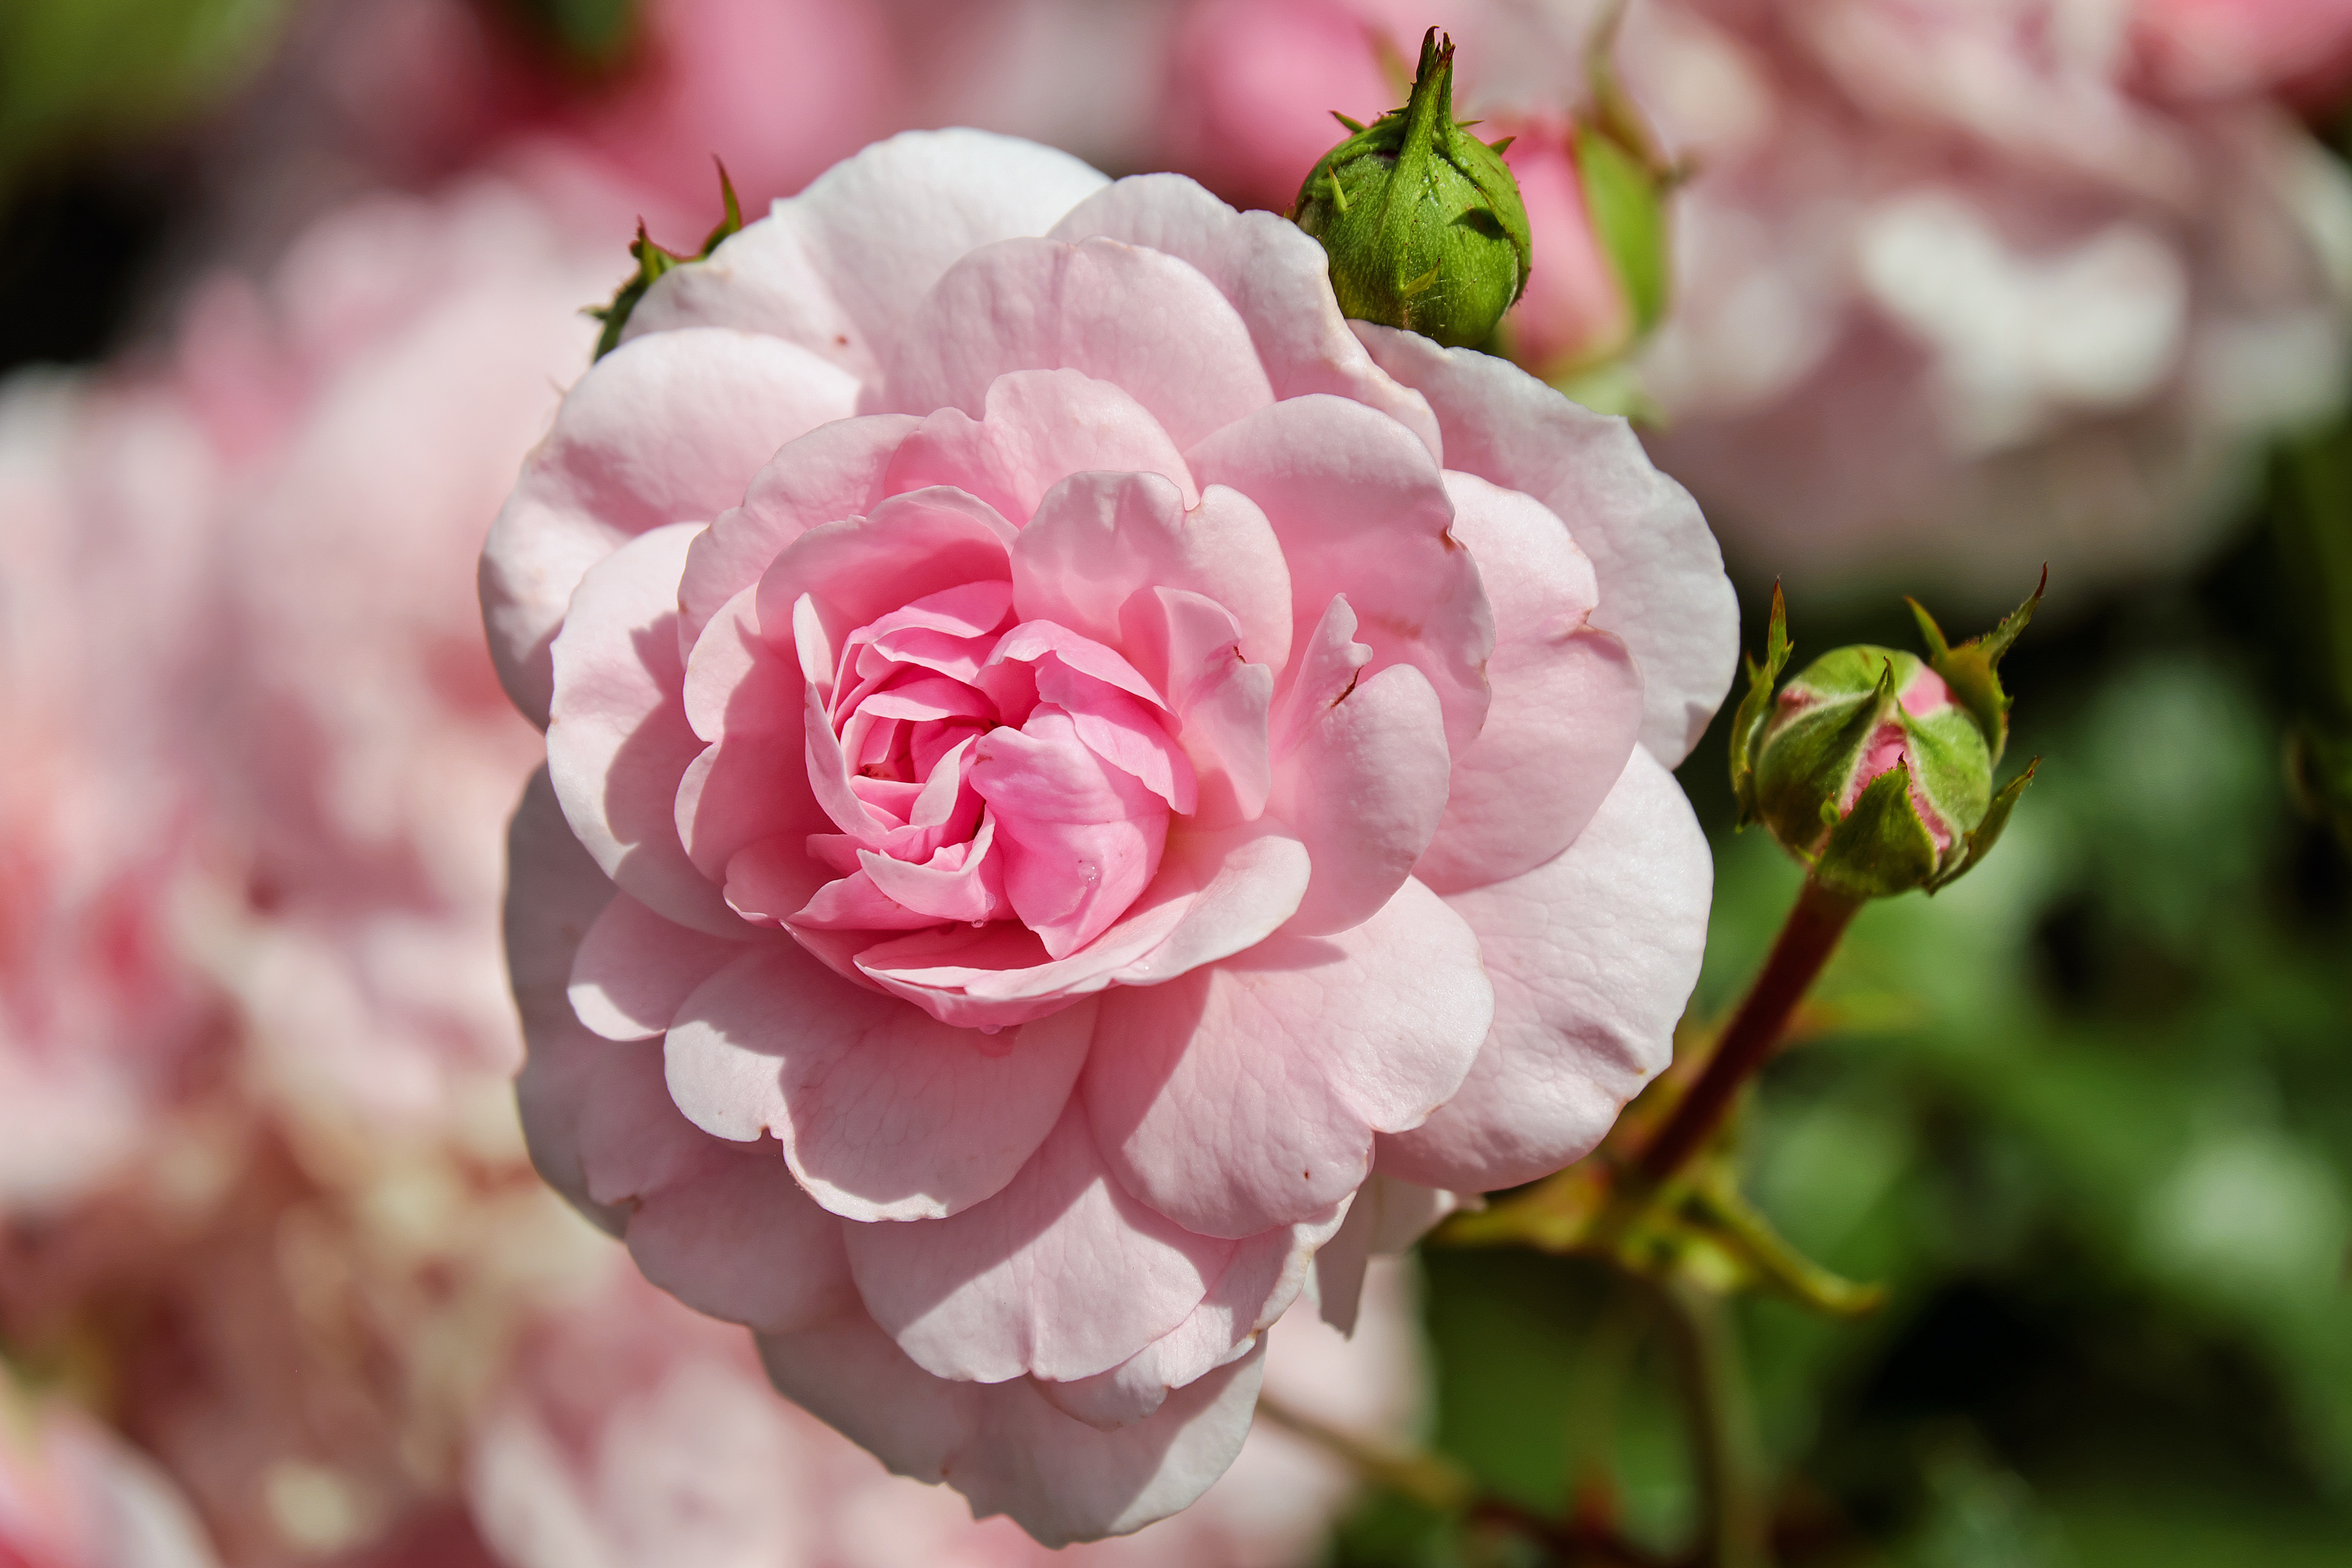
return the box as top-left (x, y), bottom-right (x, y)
top-left (4, 1), bottom-right (2349, 1565)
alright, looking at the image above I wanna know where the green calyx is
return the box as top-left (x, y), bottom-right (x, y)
top-left (1731, 580), bottom-right (2045, 900)
top-left (587, 160), bottom-right (744, 360)
top-left (1290, 27), bottom-right (1532, 349)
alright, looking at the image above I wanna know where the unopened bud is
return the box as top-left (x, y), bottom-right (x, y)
top-left (1291, 27), bottom-right (1531, 349)
top-left (1730, 577), bottom-right (2045, 900)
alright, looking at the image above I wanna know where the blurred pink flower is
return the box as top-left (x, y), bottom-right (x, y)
top-left (1625, 0), bottom-right (2352, 601)
top-left (0, 376), bottom-right (228, 1215)
top-left (482, 126), bottom-right (1729, 1542)
top-left (1155, 0), bottom-right (2352, 604)
top-left (2132, 0), bottom-right (2352, 107)
top-left (0, 1368), bottom-right (221, 1568)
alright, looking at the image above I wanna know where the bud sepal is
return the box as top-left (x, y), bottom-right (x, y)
top-left (588, 161), bottom-right (744, 360)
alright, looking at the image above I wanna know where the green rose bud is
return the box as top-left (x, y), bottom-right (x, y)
top-left (1729, 578), bottom-right (2044, 900)
top-left (1291, 27), bottom-right (1532, 349)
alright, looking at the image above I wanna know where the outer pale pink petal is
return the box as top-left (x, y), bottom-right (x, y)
top-left (1351, 323), bottom-right (1738, 765)
top-left (1048, 174), bottom-right (1445, 461)
top-left (1038, 1203), bottom-right (1346, 1430)
top-left (547, 522), bottom-right (741, 937)
top-left (1377, 747), bottom-right (1711, 1193)
top-left (504, 767), bottom-right (626, 1234)
top-left (662, 943), bottom-right (1094, 1220)
top-left (1013, 471), bottom-right (1291, 671)
top-left (1414, 471), bottom-right (1646, 894)
top-left (755, 1311), bottom-right (967, 1484)
top-left (1084, 879), bottom-right (1492, 1239)
top-left (882, 368), bottom-right (1199, 523)
top-left (756, 1311), bottom-right (1265, 1546)
top-left (853, 821), bottom-right (1309, 1029)
top-left (625, 1135), bottom-right (860, 1336)
top-left (958, 1337), bottom-right (1266, 1546)
top-left (1269, 662), bottom-right (1451, 937)
top-left (630, 129), bottom-right (1111, 381)
top-left (566, 891), bottom-right (744, 1041)
top-left (676, 413), bottom-right (919, 652)
top-left (1188, 395), bottom-right (1493, 756)
top-left (883, 237), bottom-right (1275, 452)
top-left (1311, 1174), bottom-right (1471, 1334)
top-left (482, 329), bottom-right (859, 726)
top-left (559, 1035), bottom-right (858, 1335)
top-left (507, 772), bottom-right (857, 1335)
top-left (844, 1100), bottom-right (1233, 1384)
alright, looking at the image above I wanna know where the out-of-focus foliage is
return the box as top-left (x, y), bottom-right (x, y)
top-left (0, 0), bottom-right (293, 186)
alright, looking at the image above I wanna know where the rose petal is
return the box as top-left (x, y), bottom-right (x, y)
top-left (1084, 878), bottom-right (1492, 1238)
top-left (1413, 471), bottom-right (1646, 893)
top-left (1311, 1174), bottom-right (1469, 1334)
top-left (1117, 587), bottom-right (1274, 829)
top-left (1049, 174), bottom-right (1445, 461)
top-left (1268, 632), bottom-right (1452, 938)
top-left (483, 329), bottom-right (858, 726)
top-left (566, 891), bottom-right (745, 1041)
top-left (1188, 393), bottom-right (1493, 756)
top-left (1378, 747), bottom-right (1711, 1192)
top-left (844, 1099), bottom-right (1234, 1384)
top-left (882, 368), bottom-right (1200, 522)
top-left (753, 487), bottom-right (1014, 659)
top-left (663, 943), bottom-right (1094, 1220)
top-left (677, 413), bottom-right (919, 653)
top-left (853, 821), bottom-right (1309, 1029)
top-left (547, 521), bottom-right (742, 937)
top-left (884, 236), bottom-right (1275, 452)
top-left (577, 1043), bottom-right (858, 1335)
top-left (755, 1310), bottom-right (1264, 1546)
top-left (1013, 469), bottom-right (1292, 672)
top-left (504, 767), bottom-right (627, 1233)
top-left (630, 129), bottom-right (1111, 383)
top-left (970, 707), bottom-right (1171, 959)
top-left (1350, 322), bottom-right (1739, 765)
top-left (1037, 1202), bottom-right (1346, 1430)
top-left (674, 589), bottom-right (833, 903)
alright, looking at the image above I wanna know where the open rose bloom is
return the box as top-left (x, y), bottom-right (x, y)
top-left (482, 128), bottom-right (1735, 1544)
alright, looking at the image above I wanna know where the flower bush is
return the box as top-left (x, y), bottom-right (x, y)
top-left (482, 127), bottom-right (1736, 1542)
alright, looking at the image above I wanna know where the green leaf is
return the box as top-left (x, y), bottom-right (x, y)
top-left (1728, 582), bottom-right (1792, 824)
top-left (1908, 568), bottom-right (2045, 764)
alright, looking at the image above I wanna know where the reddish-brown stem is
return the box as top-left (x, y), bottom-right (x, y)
top-left (1636, 876), bottom-right (1862, 1186)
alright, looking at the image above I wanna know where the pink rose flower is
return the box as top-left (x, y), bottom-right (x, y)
top-left (0, 375), bottom-right (227, 1214)
top-left (483, 128), bottom-right (1733, 1542)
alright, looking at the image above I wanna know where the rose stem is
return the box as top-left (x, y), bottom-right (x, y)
top-left (1649, 1272), bottom-right (1769, 1568)
top-left (1634, 875), bottom-right (1862, 1186)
